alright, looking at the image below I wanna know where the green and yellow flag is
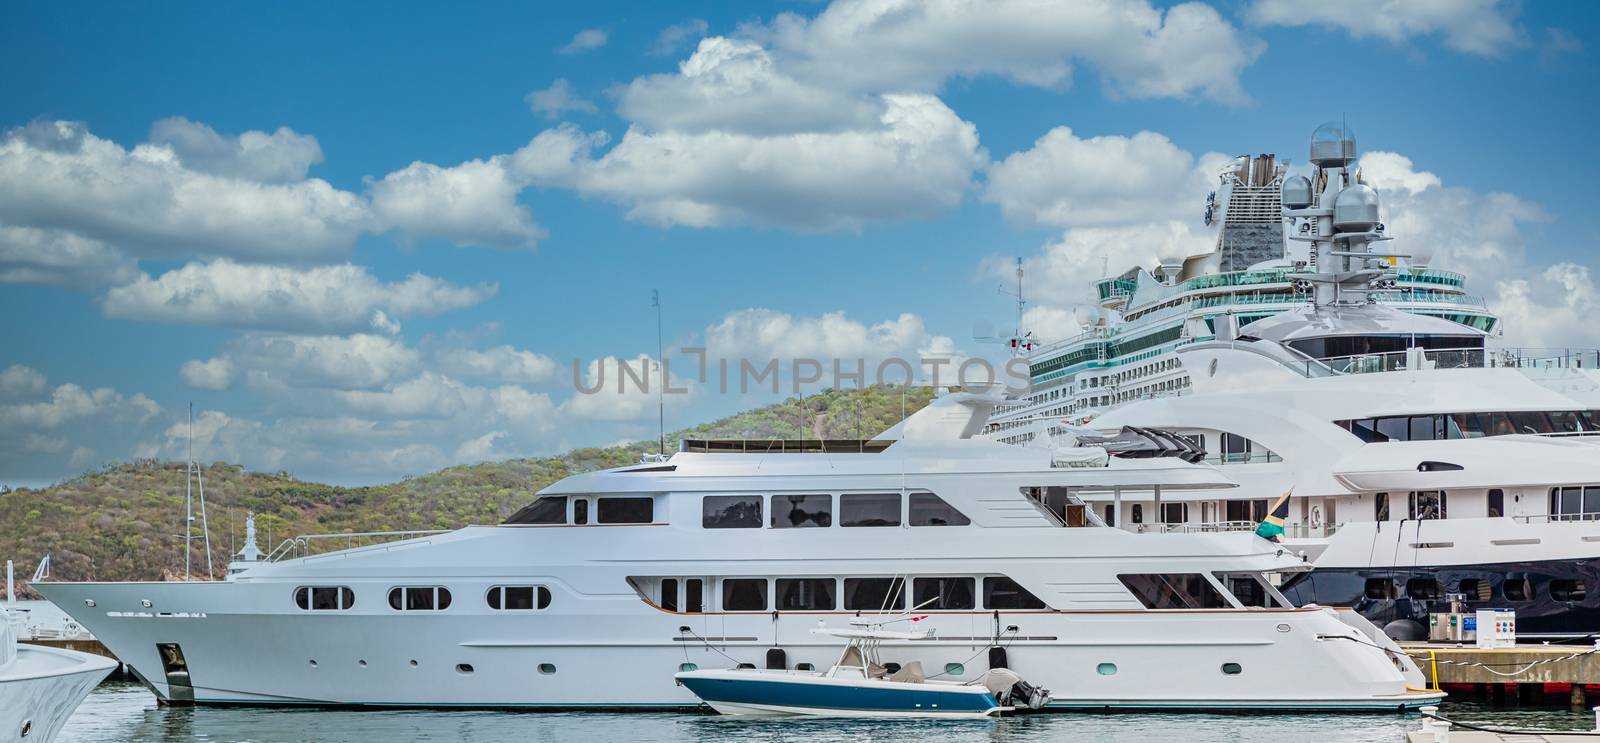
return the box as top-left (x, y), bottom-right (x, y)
top-left (1255, 488), bottom-right (1292, 542)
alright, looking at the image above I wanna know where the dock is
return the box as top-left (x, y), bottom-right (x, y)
top-left (1401, 642), bottom-right (1600, 707)
top-left (1408, 706), bottom-right (1600, 742)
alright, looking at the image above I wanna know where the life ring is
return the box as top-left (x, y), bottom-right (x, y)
top-left (1310, 506), bottom-right (1323, 530)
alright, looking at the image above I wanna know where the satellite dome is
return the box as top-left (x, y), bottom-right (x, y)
top-left (1281, 174), bottom-right (1313, 209)
top-left (1310, 122), bottom-right (1356, 168)
top-left (1409, 241), bottom-right (1433, 269)
top-left (1333, 183), bottom-right (1380, 232)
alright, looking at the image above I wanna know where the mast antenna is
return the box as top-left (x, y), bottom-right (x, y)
top-left (652, 289), bottom-right (665, 459)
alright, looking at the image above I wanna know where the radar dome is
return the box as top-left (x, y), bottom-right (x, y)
top-left (1409, 241), bottom-right (1433, 269)
top-left (1310, 122), bottom-right (1356, 168)
top-left (1333, 184), bottom-right (1380, 232)
top-left (1281, 174), bottom-right (1313, 209)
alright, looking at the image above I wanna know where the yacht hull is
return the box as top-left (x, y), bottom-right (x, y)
top-left (1283, 557), bottom-right (1600, 638)
top-left (0, 644), bottom-right (118, 743)
top-left (36, 580), bottom-right (1442, 712)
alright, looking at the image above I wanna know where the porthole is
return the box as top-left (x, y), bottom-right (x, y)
top-left (456, 664), bottom-right (474, 674)
top-left (679, 662), bottom-right (698, 672)
top-left (83, 599), bottom-right (95, 608)
top-left (308, 659), bottom-right (318, 668)
top-left (1222, 663), bottom-right (1242, 675)
top-left (20, 719), bottom-right (32, 737)
top-left (1097, 663), bottom-right (1117, 676)
top-left (944, 662), bottom-right (965, 676)
top-left (538, 663), bottom-right (557, 675)
top-left (358, 660), bottom-right (367, 667)
top-left (796, 663), bottom-right (815, 671)
top-left (408, 659), bottom-right (418, 667)
top-left (735, 663), bottom-right (755, 670)
top-left (1276, 623), bottom-right (1291, 633)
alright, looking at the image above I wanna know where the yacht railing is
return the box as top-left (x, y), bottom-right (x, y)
top-left (1313, 348), bottom-right (1600, 376)
top-left (1513, 513), bottom-right (1600, 524)
top-left (1122, 520), bottom-right (1343, 537)
top-left (266, 530), bottom-right (451, 562)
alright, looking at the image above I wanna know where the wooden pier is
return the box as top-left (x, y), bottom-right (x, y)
top-left (1402, 642), bottom-right (1600, 708)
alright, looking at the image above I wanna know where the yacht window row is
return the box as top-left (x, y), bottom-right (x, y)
top-left (1339, 410), bottom-right (1600, 442)
top-left (292, 585), bottom-right (555, 612)
top-left (635, 575), bottom-right (1044, 613)
top-left (1362, 575), bottom-right (1587, 604)
top-left (702, 492), bottom-right (970, 529)
top-left (504, 495), bottom-right (656, 525)
top-left (1550, 486), bottom-right (1600, 521)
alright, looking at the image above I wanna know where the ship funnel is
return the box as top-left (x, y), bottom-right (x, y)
top-left (1333, 183), bottom-right (1380, 232)
top-left (1282, 174), bottom-right (1313, 210)
top-left (1310, 122), bottom-right (1356, 168)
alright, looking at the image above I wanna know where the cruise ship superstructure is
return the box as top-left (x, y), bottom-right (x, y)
top-left (990, 123), bottom-right (1600, 638)
top-left (36, 393), bottom-right (1440, 710)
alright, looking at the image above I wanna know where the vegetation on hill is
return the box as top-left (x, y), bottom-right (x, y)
top-left (0, 385), bottom-right (936, 595)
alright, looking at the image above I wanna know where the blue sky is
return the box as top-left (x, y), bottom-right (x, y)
top-left (1, 0), bottom-right (1595, 485)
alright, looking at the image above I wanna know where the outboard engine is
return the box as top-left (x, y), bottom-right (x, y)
top-left (980, 668), bottom-right (1053, 710)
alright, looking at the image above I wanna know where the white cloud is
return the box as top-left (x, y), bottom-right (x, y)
top-left (984, 127), bottom-right (1225, 228)
top-left (102, 259), bottom-right (496, 334)
top-left (455, 430), bottom-right (505, 463)
top-left (0, 382), bottom-right (158, 430)
top-left (1250, 0), bottom-right (1524, 57)
top-left (1021, 305), bottom-right (1090, 345)
top-left (146, 117), bottom-right (324, 184)
top-left (0, 120), bottom-right (371, 262)
top-left (524, 79), bottom-right (598, 120)
top-left (435, 344), bottom-right (560, 384)
top-left (561, 355), bottom-right (693, 421)
top-left (558, 28), bottom-right (608, 55)
top-left (24, 432), bottom-right (67, 454)
top-left (218, 333), bottom-right (421, 391)
top-left (705, 308), bottom-right (958, 364)
top-left (368, 156), bottom-right (545, 250)
top-left (618, 37), bottom-right (881, 135)
top-left (0, 364), bottom-right (47, 400)
top-left (651, 18), bottom-right (709, 56)
top-left (514, 94), bottom-right (983, 230)
top-left (0, 224), bottom-right (139, 288)
top-left (762, 0), bottom-right (1261, 103)
top-left (1493, 264), bottom-right (1599, 349)
top-left (991, 221), bottom-right (1214, 304)
top-left (179, 357), bottom-right (237, 390)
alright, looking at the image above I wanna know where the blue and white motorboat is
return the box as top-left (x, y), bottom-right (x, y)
top-left (675, 618), bottom-right (1047, 718)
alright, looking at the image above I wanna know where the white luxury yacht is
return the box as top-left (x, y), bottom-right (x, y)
top-left (990, 123), bottom-right (1600, 639)
top-left (0, 614), bottom-right (117, 742)
top-left (36, 392), bottom-right (1439, 710)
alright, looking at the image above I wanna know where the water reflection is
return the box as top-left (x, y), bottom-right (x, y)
top-left (58, 681), bottom-right (1600, 743)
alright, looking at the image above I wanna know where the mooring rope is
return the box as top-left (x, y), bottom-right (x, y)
top-left (1421, 710), bottom-right (1600, 737)
top-left (1320, 632), bottom-right (1600, 676)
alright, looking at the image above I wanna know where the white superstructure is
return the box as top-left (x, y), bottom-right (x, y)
top-left (997, 123), bottom-right (1600, 638)
top-left (38, 393), bottom-right (1439, 710)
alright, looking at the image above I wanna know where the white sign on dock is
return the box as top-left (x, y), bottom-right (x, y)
top-left (1475, 609), bottom-right (1516, 649)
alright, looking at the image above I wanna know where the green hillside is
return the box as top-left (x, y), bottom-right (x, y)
top-left (0, 385), bottom-right (936, 595)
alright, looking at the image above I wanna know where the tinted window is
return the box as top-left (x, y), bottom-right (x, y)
top-left (311, 586), bottom-right (341, 611)
top-left (1410, 416), bottom-right (1442, 441)
top-left (390, 586), bottom-right (450, 611)
top-left (909, 492), bottom-right (970, 526)
top-left (1376, 417), bottom-right (1409, 442)
top-left (488, 585), bottom-right (545, 611)
top-left (983, 576), bottom-right (1047, 609)
top-left (685, 579), bottom-right (704, 613)
top-left (1504, 577), bottom-right (1535, 602)
top-left (1549, 411), bottom-right (1586, 433)
top-left (1552, 579), bottom-right (1587, 602)
top-left (660, 578), bottom-right (678, 612)
top-left (1459, 578), bottom-right (1491, 601)
top-left (703, 495), bottom-right (762, 529)
top-left (843, 578), bottom-right (905, 611)
top-left (1349, 419), bottom-right (1386, 442)
top-left (913, 577), bottom-right (975, 610)
top-left (1375, 492), bottom-right (1389, 521)
top-left (1364, 578), bottom-right (1398, 600)
top-left (1452, 413), bottom-right (1485, 438)
top-left (771, 494), bottom-right (832, 528)
top-left (597, 497), bottom-right (653, 524)
top-left (505, 496), bottom-right (567, 525)
top-left (840, 494), bottom-right (900, 527)
top-left (1509, 411), bottom-right (1554, 434)
top-left (775, 578), bottom-right (836, 610)
top-left (722, 579), bottom-right (767, 611)
top-left (1119, 574), bottom-right (1227, 609)
top-left (1487, 489), bottom-right (1504, 518)
top-left (1410, 491), bottom-right (1447, 520)
top-left (1219, 574), bottom-right (1269, 607)
top-left (1406, 578), bottom-right (1440, 599)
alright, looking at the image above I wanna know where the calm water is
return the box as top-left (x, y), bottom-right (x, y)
top-left (55, 681), bottom-right (1600, 743)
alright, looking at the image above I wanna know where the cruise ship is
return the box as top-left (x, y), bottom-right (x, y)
top-left (35, 393), bottom-right (1440, 710)
top-left (989, 123), bottom-right (1600, 638)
